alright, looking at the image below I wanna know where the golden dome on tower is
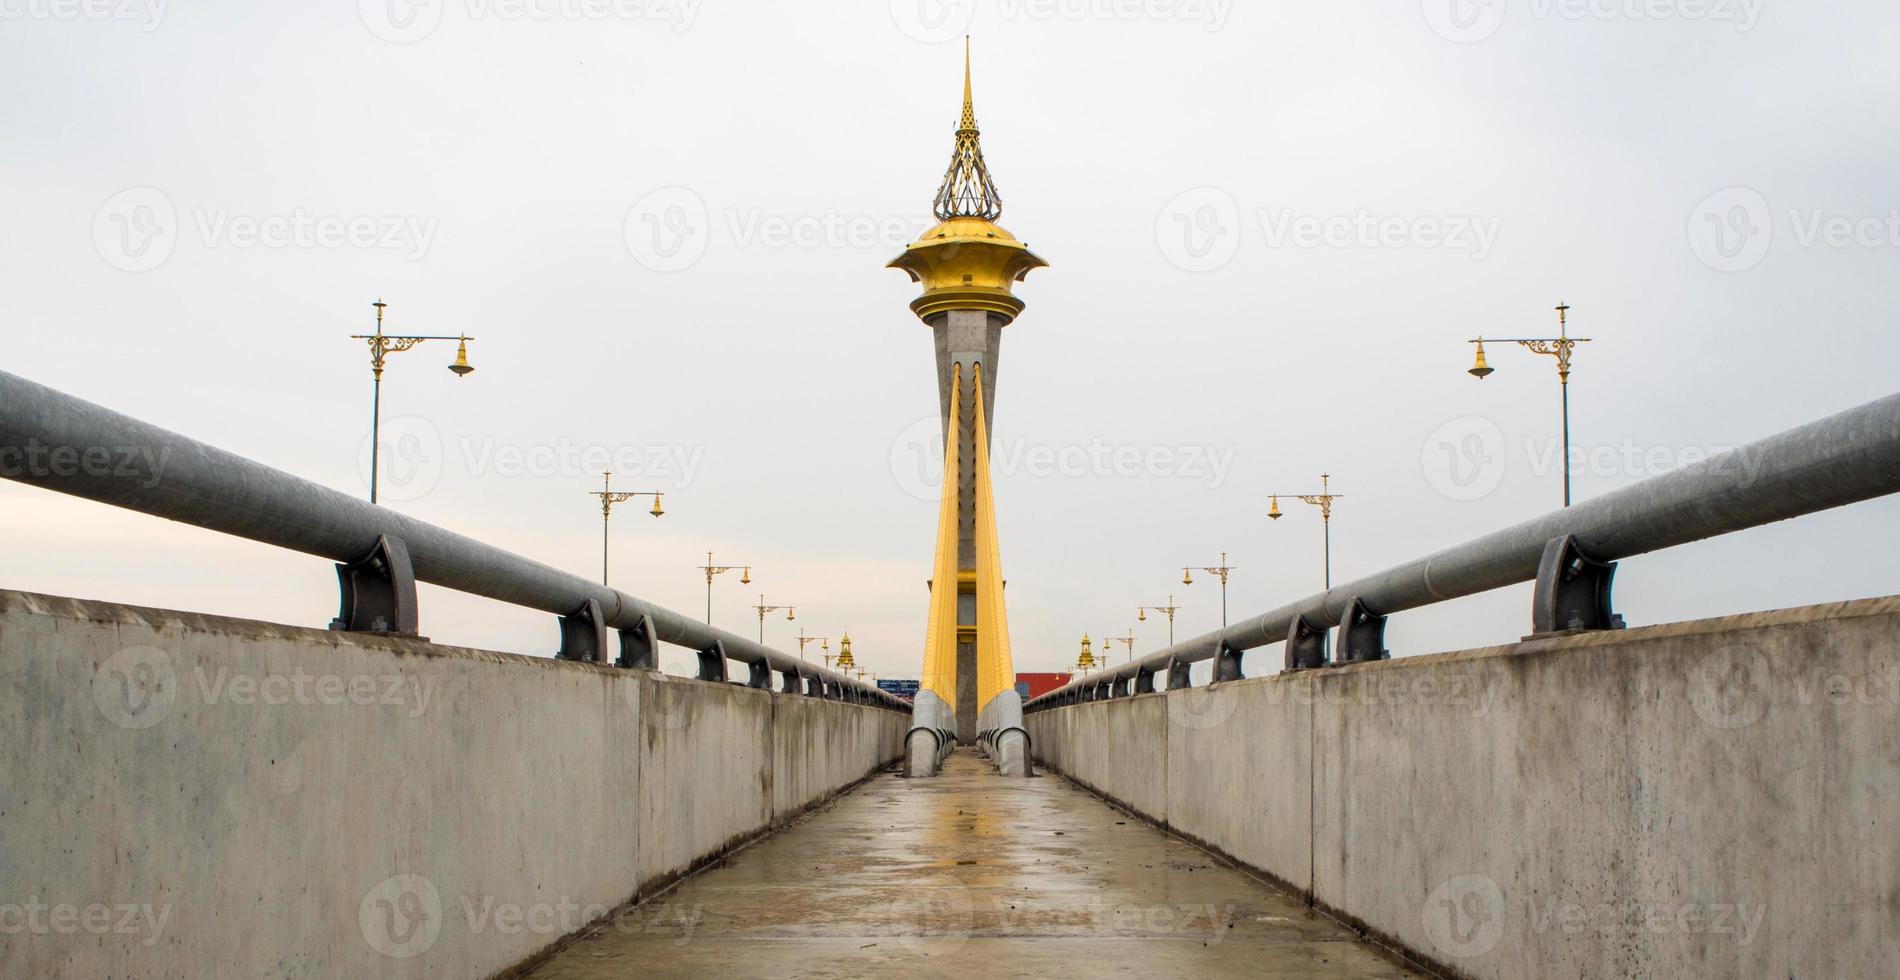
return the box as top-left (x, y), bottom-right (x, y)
top-left (889, 39), bottom-right (1047, 325)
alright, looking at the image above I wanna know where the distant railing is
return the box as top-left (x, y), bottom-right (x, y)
top-left (1030, 391), bottom-right (1900, 710)
top-left (0, 370), bottom-right (905, 711)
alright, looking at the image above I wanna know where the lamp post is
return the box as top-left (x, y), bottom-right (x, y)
top-left (1468, 302), bottom-right (1593, 508)
top-left (1101, 629), bottom-right (1137, 666)
top-left (795, 629), bottom-right (831, 662)
top-left (1075, 633), bottom-right (1097, 675)
top-left (1268, 473), bottom-right (1344, 589)
top-left (1138, 596), bottom-right (1183, 646)
top-left (698, 552), bottom-right (751, 625)
top-left (1183, 553), bottom-right (1238, 629)
top-left (350, 298), bottom-right (475, 505)
top-left (588, 474), bottom-right (664, 587)
top-left (752, 595), bottom-right (795, 645)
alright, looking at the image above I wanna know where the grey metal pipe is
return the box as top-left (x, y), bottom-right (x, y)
top-left (1034, 390), bottom-right (1900, 707)
top-left (0, 370), bottom-right (903, 709)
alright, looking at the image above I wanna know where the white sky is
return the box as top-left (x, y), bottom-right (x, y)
top-left (3, 0), bottom-right (1897, 682)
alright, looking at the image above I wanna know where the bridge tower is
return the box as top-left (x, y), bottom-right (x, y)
top-left (890, 40), bottom-right (1046, 771)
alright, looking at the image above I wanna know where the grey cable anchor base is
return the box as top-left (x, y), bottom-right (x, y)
top-left (329, 534), bottom-right (424, 639)
top-left (1286, 615), bottom-right (1328, 672)
top-left (1213, 641), bottom-right (1245, 682)
top-left (616, 615), bottom-right (658, 670)
top-left (698, 641), bottom-right (729, 683)
top-left (1284, 596), bottom-right (1391, 672)
top-left (1533, 534), bottom-right (1626, 635)
top-left (556, 598), bottom-right (608, 662)
top-left (1336, 596), bottom-right (1390, 664)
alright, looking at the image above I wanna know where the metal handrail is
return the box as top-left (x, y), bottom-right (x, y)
top-left (0, 370), bottom-right (905, 710)
top-left (1031, 391), bottom-right (1900, 710)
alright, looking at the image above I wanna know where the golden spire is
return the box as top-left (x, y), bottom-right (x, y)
top-left (891, 40), bottom-right (1046, 325)
top-left (933, 36), bottom-right (1002, 221)
top-left (960, 36), bottom-right (977, 133)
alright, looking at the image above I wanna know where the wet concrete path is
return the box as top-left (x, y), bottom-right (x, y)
top-left (531, 753), bottom-right (1425, 979)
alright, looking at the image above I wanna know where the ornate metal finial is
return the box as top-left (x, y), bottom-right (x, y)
top-left (932, 37), bottom-right (1003, 222)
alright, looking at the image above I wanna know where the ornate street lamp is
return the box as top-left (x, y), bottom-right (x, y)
top-left (1137, 596), bottom-right (1183, 646)
top-left (795, 629), bottom-right (832, 662)
top-left (1468, 302), bottom-right (1594, 507)
top-left (588, 474), bottom-right (664, 587)
top-left (1269, 473), bottom-right (1344, 589)
top-left (698, 552), bottom-right (752, 625)
top-left (1183, 553), bottom-right (1239, 629)
top-left (752, 595), bottom-right (796, 645)
top-left (349, 298), bottom-right (475, 504)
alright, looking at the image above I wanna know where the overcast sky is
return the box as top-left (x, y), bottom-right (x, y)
top-left (3, 0), bottom-right (1897, 682)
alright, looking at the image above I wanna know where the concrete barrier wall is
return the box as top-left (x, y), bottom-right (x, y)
top-left (1026, 694), bottom-right (1169, 819)
top-left (1027, 596), bottom-right (1900, 979)
top-left (0, 590), bottom-right (906, 979)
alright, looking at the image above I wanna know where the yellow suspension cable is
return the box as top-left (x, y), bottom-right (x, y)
top-left (919, 363), bottom-right (962, 708)
top-left (972, 364), bottom-right (1014, 707)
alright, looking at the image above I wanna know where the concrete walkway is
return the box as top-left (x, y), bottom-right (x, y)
top-left (531, 754), bottom-right (1424, 979)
